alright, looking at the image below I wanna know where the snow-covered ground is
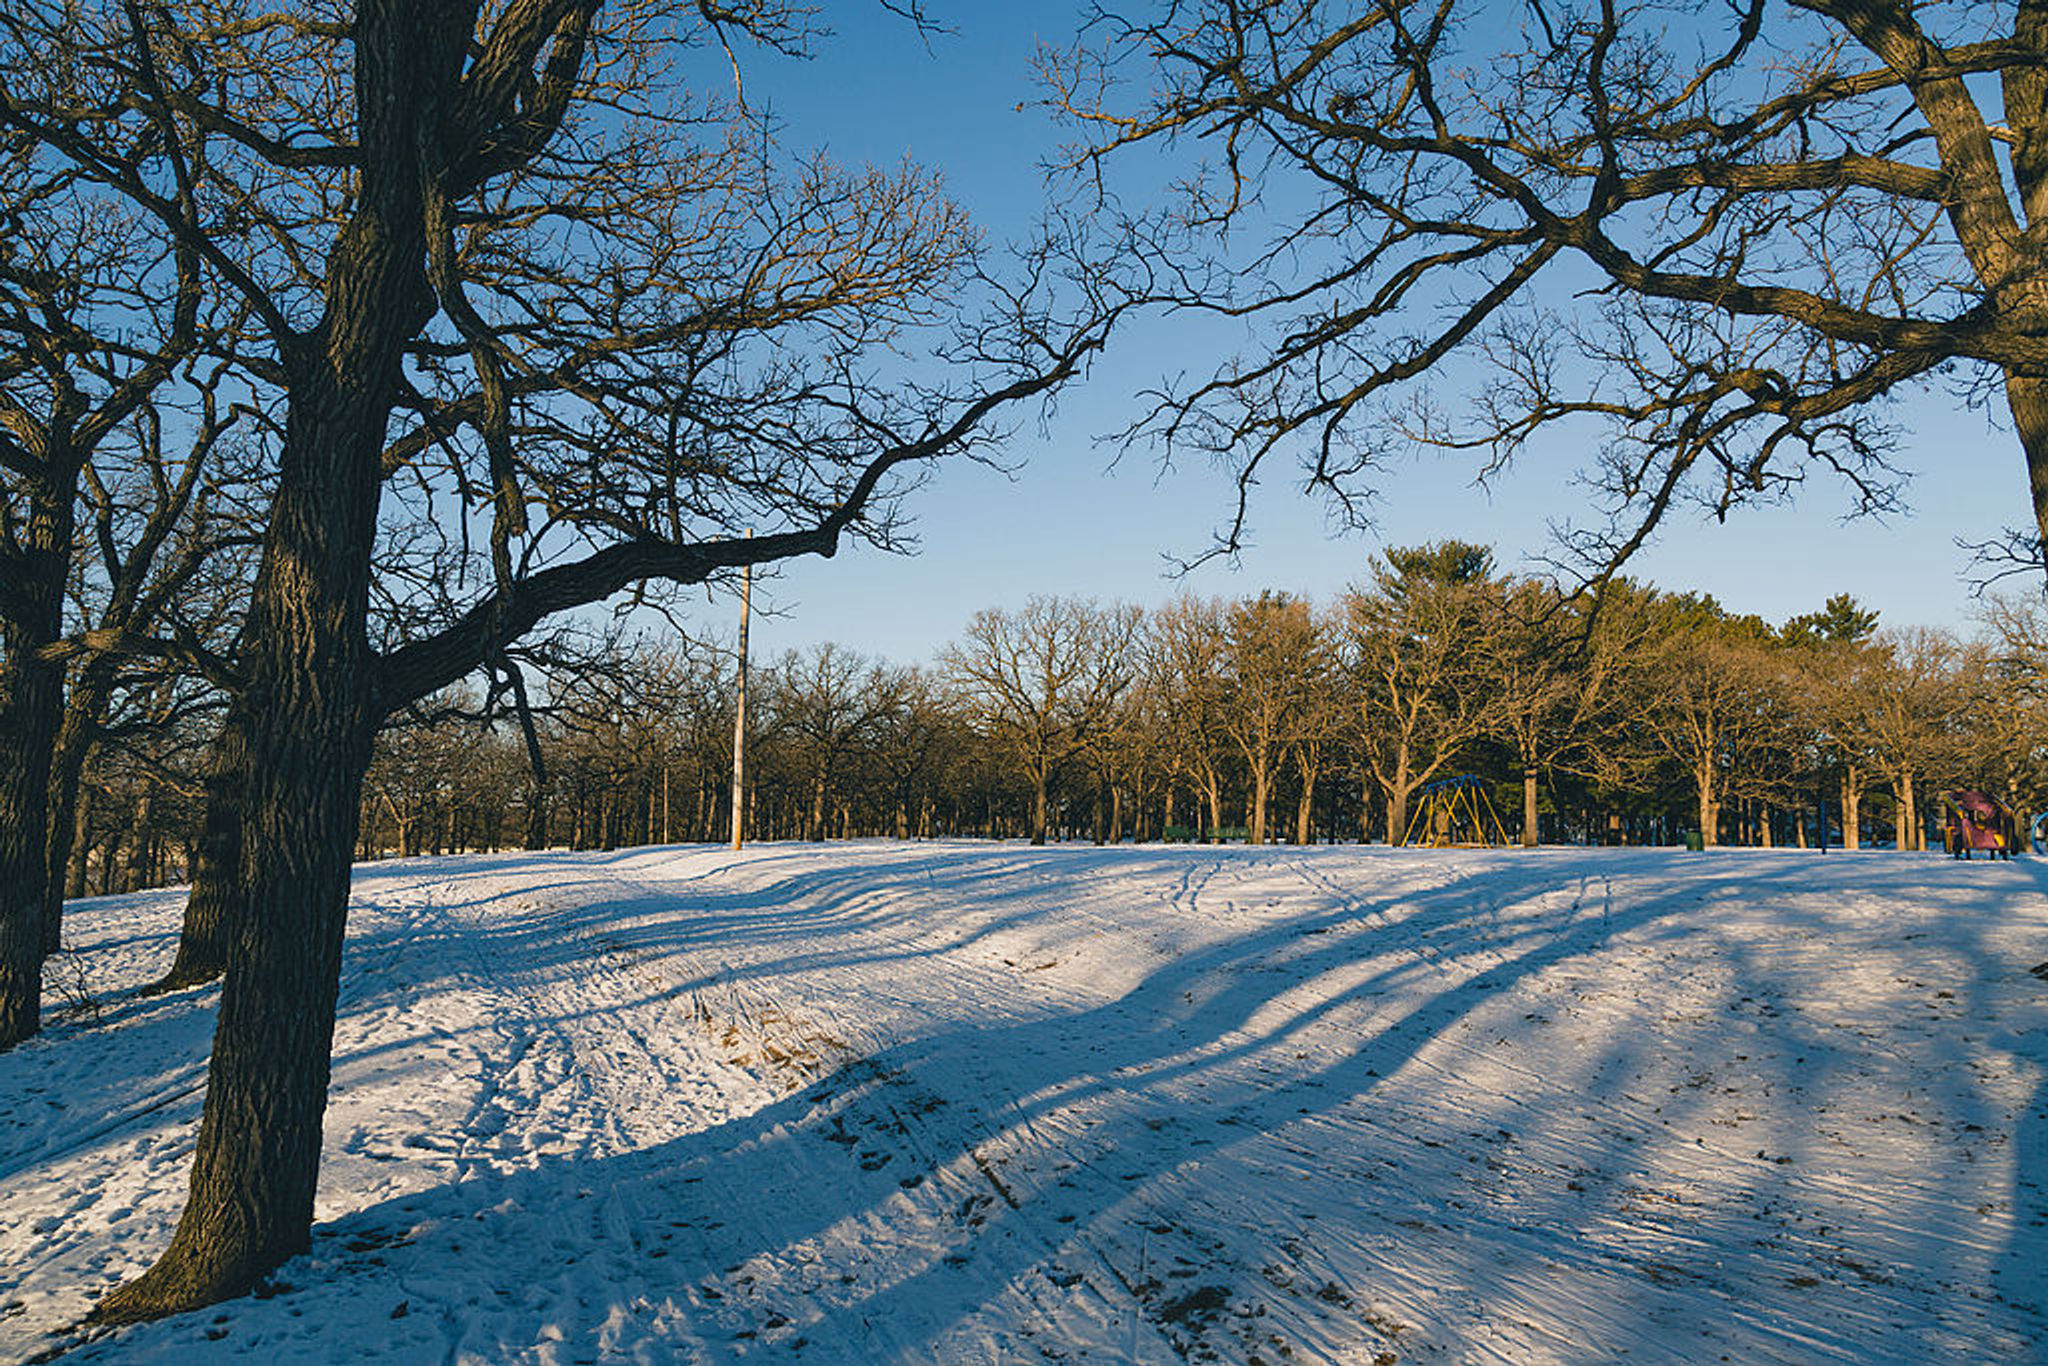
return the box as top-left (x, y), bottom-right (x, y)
top-left (3, 843), bottom-right (2045, 1363)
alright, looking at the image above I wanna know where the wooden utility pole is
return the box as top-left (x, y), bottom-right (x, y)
top-left (730, 531), bottom-right (752, 851)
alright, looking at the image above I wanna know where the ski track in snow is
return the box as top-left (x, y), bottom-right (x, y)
top-left (1, 843), bottom-right (2044, 1363)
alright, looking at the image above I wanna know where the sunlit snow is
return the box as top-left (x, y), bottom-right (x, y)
top-left (4, 843), bottom-right (2044, 1362)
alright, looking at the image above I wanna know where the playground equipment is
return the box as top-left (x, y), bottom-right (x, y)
top-left (1942, 790), bottom-right (2017, 860)
top-left (2032, 810), bottom-right (2048, 857)
top-left (1401, 774), bottom-right (1510, 848)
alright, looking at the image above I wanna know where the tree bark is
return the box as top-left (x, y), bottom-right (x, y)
top-left (92, 2), bottom-right (458, 1310)
top-left (1249, 763), bottom-right (1270, 844)
top-left (524, 787), bottom-right (548, 850)
top-left (95, 356), bottom-right (393, 1319)
top-left (1294, 754), bottom-right (1318, 845)
top-left (0, 480), bottom-right (72, 1049)
top-left (66, 784), bottom-right (92, 899)
top-left (0, 664), bottom-right (62, 1048)
top-left (2005, 372), bottom-right (2048, 560)
top-left (1384, 748), bottom-right (1413, 846)
top-left (151, 722), bottom-right (248, 993)
top-left (1386, 789), bottom-right (1411, 846)
top-left (41, 664), bottom-right (113, 954)
top-left (1522, 767), bottom-right (1539, 847)
top-left (1694, 757), bottom-right (1719, 847)
top-left (124, 785), bottom-right (156, 892)
top-left (98, 830), bottom-right (123, 896)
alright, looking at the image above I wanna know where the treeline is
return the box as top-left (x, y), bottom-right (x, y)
top-left (80, 543), bottom-right (2043, 882)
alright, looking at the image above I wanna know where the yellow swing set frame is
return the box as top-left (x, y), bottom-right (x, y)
top-left (1401, 774), bottom-right (1510, 848)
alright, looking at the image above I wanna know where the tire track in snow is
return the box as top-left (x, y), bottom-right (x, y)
top-left (10, 844), bottom-right (2043, 1364)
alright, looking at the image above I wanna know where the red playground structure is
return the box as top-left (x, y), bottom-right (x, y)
top-left (1943, 790), bottom-right (2017, 860)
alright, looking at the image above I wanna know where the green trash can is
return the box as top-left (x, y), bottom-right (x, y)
top-left (1682, 830), bottom-right (1705, 851)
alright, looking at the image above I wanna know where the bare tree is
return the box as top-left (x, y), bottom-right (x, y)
top-left (1220, 592), bottom-right (1325, 843)
top-left (1345, 543), bottom-right (1499, 843)
top-left (0, 2), bottom-right (1119, 1320)
top-left (770, 643), bottom-right (894, 841)
top-left (1053, 1), bottom-right (2048, 581)
top-left (1851, 627), bottom-right (1967, 850)
top-left (1098, 670), bottom-right (1174, 843)
top-left (53, 374), bottom-right (262, 971)
top-left (944, 596), bottom-right (1141, 844)
top-left (1975, 594), bottom-right (2048, 817)
top-left (868, 666), bottom-right (955, 840)
top-left (0, 98), bottom-right (225, 1043)
top-left (1144, 595), bottom-right (1233, 837)
top-left (1622, 598), bottom-right (1781, 847)
top-left (363, 697), bottom-right (476, 857)
top-left (1284, 606), bottom-right (1347, 844)
top-left (1781, 596), bottom-right (1883, 847)
top-left (1483, 580), bottom-right (1626, 846)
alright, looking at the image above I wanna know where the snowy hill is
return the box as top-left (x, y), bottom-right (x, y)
top-left (3, 843), bottom-right (2044, 1363)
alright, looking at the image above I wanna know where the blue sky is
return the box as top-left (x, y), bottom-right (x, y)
top-left (689, 4), bottom-right (2029, 665)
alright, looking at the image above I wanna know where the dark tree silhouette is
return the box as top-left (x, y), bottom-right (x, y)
top-left (0, 1), bottom-right (1117, 1320)
top-left (0, 94), bottom-right (233, 1045)
top-left (1054, 0), bottom-right (2048, 580)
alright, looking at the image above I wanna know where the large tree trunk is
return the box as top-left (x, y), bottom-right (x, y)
top-left (0, 662), bottom-right (63, 1048)
top-left (1384, 749), bottom-right (1412, 845)
top-left (66, 785), bottom-right (92, 898)
top-left (151, 722), bottom-right (249, 993)
top-left (1249, 760), bottom-right (1269, 844)
top-left (1294, 752), bottom-right (1318, 845)
top-left (808, 771), bottom-right (827, 842)
top-left (93, 1), bottom-right (452, 1299)
top-left (1898, 772), bottom-right (1919, 852)
top-left (124, 785), bottom-right (156, 892)
top-left (42, 664), bottom-right (113, 954)
top-left (1522, 766), bottom-right (1539, 847)
top-left (0, 482), bottom-right (72, 1050)
top-left (2005, 372), bottom-right (2048, 561)
top-left (524, 785), bottom-right (549, 850)
top-left (95, 371), bottom-right (390, 1319)
top-left (1842, 770), bottom-right (1863, 849)
top-left (97, 829), bottom-right (123, 896)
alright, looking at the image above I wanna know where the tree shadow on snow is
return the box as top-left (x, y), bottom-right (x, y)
top-left (59, 846), bottom-right (2048, 1363)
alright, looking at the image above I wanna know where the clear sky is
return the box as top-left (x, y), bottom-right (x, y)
top-left (677, 4), bottom-right (2031, 666)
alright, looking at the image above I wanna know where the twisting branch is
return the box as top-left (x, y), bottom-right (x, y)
top-left (1056, 0), bottom-right (2048, 583)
